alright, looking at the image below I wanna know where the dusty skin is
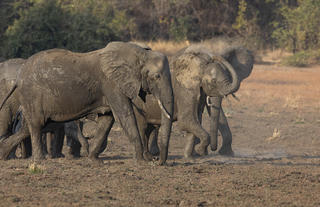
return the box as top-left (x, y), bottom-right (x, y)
top-left (0, 62), bottom-right (320, 206)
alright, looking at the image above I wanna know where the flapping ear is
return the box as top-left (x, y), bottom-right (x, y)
top-left (99, 42), bottom-right (148, 100)
top-left (222, 47), bottom-right (254, 81)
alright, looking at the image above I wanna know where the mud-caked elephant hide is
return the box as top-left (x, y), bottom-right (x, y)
top-left (0, 41), bottom-right (174, 165)
top-left (133, 45), bottom-right (254, 158)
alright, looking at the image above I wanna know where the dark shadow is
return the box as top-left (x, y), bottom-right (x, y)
top-left (99, 155), bottom-right (131, 161)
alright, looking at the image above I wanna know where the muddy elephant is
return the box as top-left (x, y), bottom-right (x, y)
top-left (0, 41), bottom-right (174, 164)
top-left (0, 58), bottom-right (25, 140)
top-left (132, 45), bottom-right (253, 158)
top-left (129, 47), bottom-right (238, 158)
top-left (0, 58), bottom-right (30, 158)
top-left (0, 59), bottom-right (89, 159)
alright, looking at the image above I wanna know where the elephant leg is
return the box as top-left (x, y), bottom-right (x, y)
top-left (66, 135), bottom-right (81, 157)
top-left (0, 120), bottom-right (30, 160)
top-left (107, 92), bottom-right (144, 161)
top-left (147, 125), bottom-right (159, 156)
top-left (46, 132), bottom-right (54, 158)
top-left (184, 97), bottom-right (206, 158)
top-left (75, 121), bottom-right (89, 157)
top-left (26, 114), bottom-right (45, 161)
top-left (134, 109), bottom-right (153, 161)
top-left (218, 108), bottom-right (234, 156)
top-left (53, 127), bottom-right (65, 158)
top-left (183, 133), bottom-right (196, 158)
top-left (20, 137), bottom-right (32, 158)
top-left (88, 115), bottom-right (114, 160)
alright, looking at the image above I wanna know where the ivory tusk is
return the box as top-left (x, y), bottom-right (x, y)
top-left (206, 96), bottom-right (214, 107)
top-left (231, 93), bottom-right (240, 101)
top-left (157, 99), bottom-right (171, 120)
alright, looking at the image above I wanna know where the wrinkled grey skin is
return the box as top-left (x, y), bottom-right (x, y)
top-left (0, 42), bottom-right (174, 164)
top-left (0, 58), bottom-right (25, 141)
top-left (0, 59), bottom-right (88, 159)
top-left (134, 46), bottom-right (253, 158)
top-left (131, 47), bottom-right (240, 158)
top-left (0, 59), bottom-right (27, 158)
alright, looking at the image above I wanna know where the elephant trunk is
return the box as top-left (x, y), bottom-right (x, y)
top-left (206, 96), bottom-right (222, 151)
top-left (155, 84), bottom-right (174, 165)
top-left (212, 55), bottom-right (240, 96)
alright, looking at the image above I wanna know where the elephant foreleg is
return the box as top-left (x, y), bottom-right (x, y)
top-left (108, 94), bottom-right (144, 161)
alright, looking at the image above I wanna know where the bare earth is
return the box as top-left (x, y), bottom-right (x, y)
top-left (0, 63), bottom-right (320, 207)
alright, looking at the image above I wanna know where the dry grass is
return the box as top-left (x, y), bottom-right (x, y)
top-left (237, 64), bottom-right (320, 112)
top-left (28, 163), bottom-right (45, 174)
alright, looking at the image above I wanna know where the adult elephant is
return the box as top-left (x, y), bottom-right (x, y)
top-left (0, 41), bottom-right (174, 164)
top-left (0, 58), bottom-right (25, 140)
top-left (0, 59), bottom-right (88, 159)
top-left (134, 45), bottom-right (253, 158)
top-left (0, 58), bottom-right (31, 158)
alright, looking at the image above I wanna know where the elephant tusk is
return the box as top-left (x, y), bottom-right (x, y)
top-left (231, 93), bottom-right (240, 102)
top-left (207, 96), bottom-right (221, 110)
top-left (157, 99), bottom-right (171, 120)
top-left (206, 96), bottom-right (214, 107)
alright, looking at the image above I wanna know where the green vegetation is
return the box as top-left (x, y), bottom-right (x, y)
top-left (0, 0), bottom-right (320, 66)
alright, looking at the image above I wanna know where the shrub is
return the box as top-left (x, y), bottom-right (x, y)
top-left (280, 49), bottom-right (320, 67)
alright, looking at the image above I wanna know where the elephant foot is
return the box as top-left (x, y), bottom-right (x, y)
top-left (88, 156), bottom-right (104, 166)
top-left (194, 144), bottom-right (208, 156)
top-left (219, 146), bottom-right (234, 157)
top-left (80, 149), bottom-right (89, 157)
top-left (143, 151), bottom-right (154, 161)
top-left (32, 153), bottom-right (46, 161)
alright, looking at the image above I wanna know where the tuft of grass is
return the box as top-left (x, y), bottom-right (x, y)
top-left (265, 128), bottom-right (281, 142)
top-left (28, 163), bottom-right (44, 174)
top-left (280, 49), bottom-right (320, 67)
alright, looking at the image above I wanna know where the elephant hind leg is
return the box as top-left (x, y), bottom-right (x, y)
top-left (25, 115), bottom-right (46, 161)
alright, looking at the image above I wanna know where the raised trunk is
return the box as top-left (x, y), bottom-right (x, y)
top-left (212, 55), bottom-right (240, 96)
top-left (207, 96), bottom-right (222, 151)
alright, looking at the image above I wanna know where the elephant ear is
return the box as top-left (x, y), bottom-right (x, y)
top-left (99, 42), bottom-right (147, 99)
top-left (222, 47), bottom-right (254, 81)
top-left (173, 52), bottom-right (203, 90)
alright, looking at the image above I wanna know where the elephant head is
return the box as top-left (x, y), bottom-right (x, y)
top-left (207, 46), bottom-right (254, 151)
top-left (100, 42), bottom-right (174, 164)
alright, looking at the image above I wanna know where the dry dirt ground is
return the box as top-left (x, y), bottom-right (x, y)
top-left (0, 63), bottom-right (320, 207)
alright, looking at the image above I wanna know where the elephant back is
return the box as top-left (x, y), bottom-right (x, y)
top-left (0, 58), bottom-right (25, 82)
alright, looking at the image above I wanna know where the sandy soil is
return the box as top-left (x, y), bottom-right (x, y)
top-left (0, 63), bottom-right (320, 207)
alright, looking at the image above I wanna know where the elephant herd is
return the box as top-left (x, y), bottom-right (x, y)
top-left (0, 41), bottom-right (254, 165)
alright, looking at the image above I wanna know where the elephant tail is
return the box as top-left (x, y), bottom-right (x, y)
top-left (0, 83), bottom-right (17, 111)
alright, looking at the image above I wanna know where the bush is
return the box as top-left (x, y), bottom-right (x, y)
top-left (280, 50), bottom-right (320, 67)
top-left (2, 0), bottom-right (134, 58)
